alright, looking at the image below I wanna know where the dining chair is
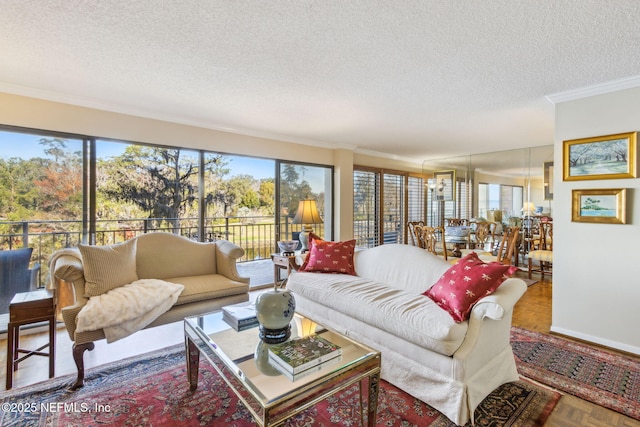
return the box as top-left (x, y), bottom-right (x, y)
top-left (462, 226), bottom-right (520, 266)
top-left (467, 221), bottom-right (497, 251)
top-left (495, 226), bottom-right (520, 266)
top-left (527, 221), bottom-right (552, 278)
top-left (421, 226), bottom-right (448, 261)
top-left (407, 221), bottom-right (425, 246)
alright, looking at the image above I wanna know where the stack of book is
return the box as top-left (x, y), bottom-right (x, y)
top-left (222, 301), bottom-right (258, 331)
top-left (267, 334), bottom-right (342, 381)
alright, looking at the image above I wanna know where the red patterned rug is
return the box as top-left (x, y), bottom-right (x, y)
top-left (0, 345), bottom-right (559, 426)
top-left (511, 327), bottom-right (640, 421)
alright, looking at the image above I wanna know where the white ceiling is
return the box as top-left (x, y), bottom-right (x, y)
top-left (2, 1), bottom-right (640, 163)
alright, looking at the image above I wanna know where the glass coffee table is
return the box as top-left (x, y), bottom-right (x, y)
top-left (184, 311), bottom-right (381, 427)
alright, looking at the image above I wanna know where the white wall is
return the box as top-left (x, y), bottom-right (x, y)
top-left (553, 86), bottom-right (640, 354)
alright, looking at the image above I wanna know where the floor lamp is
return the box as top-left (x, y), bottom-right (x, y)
top-left (427, 179), bottom-right (436, 226)
top-left (427, 178), bottom-right (446, 227)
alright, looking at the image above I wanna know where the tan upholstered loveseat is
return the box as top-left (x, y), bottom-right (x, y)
top-left (49, 232), bottom-right (250, 389)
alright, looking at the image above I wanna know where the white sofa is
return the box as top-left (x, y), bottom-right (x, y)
top-left (286, 243), bottom-right (527, 426)
top-left (50, 232), bottom-right (250, 389)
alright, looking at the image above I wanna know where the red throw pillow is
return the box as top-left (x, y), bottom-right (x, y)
top-left (300, 236), bottom-right (356, 275)
top-left (423, 252), bottom-right (517, 322)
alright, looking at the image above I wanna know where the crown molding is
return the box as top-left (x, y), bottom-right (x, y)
top-left (353, 147), bottom-right (423, 165)
top-left (546, 75), bottom-right (640, 104)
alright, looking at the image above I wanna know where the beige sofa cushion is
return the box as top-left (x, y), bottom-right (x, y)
top-left (167, 274), bottom-right (250, 306)
top-left (135, 233), bottom-right (217, 279)
top-left (80, 239), bottom-right (139, 297)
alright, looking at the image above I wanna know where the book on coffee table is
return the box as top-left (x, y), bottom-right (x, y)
top-left (267, 334), bottom-right (342, 375)
top-left (222, 301), bottom-right (258, 331)
top-left (270, 354), bottom-right (343, 381)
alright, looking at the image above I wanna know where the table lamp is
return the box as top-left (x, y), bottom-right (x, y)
top-left (292, 199), bottom-right (323, 252)
top-left (522, 202), bottom-right (536, 216)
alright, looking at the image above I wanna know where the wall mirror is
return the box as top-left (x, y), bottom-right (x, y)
top-left (422, 145), bottom-right (554, 227)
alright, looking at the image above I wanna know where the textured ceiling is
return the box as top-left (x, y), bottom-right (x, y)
top-left (1, 1), bottom-right (640, 163)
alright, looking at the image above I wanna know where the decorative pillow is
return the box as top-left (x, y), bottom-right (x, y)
top-left (300, 235), bottom-right (356, 275)
top-left (423, 252), bottom-right (517, 322)
top-left (298, 232), bottom-right (324, 271)
top-left (80, 239), bottom-right (139, 297)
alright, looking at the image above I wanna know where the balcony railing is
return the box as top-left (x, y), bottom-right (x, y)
top-left (0, 216), bottom-right (326, 290)
top-left (0, 216), bottom-right (404, 285)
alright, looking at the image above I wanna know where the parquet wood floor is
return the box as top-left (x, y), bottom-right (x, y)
top-left (1, 271), bottom-right (638, 426)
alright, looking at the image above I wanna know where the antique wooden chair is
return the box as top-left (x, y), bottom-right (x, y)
top-left (420, 226), bottom-right (449, 261)
top-left (461, 226), bottom-right (520, 266)
top-left (467, 221), bottom-right (497, 251)
top-left (495, 226), bottom-right (520, 266)
top-left (527, 221), bottom-right (553, 278)
top-left (407, 221), bottom-right (425, 246)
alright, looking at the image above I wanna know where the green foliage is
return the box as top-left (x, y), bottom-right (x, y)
top-left (280, 164), bottom-right (320, 218)
top-left (99, 146), bottom-right (203, 228)
top-left (0, 137), bottom-right (319, 247)
top-left (259, 178), bottom-right (275, 214)
top-left (581, 197), bottom-right (604, 210)
top-left (0, 137), bottom-right (82, 220)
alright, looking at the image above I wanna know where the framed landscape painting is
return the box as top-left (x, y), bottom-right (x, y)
top-left (563, 132), bottom-right (637, 181)
top-left (571, 188), bottom-right (626, 224)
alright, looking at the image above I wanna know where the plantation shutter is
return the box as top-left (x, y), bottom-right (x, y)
top-left (353, 170), bottom-right (380, 248)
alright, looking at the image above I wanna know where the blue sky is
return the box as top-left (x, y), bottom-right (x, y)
top-left (0, 131), bottom-right (342, 191)
top-left (0, 130), bottom-right (275, 180)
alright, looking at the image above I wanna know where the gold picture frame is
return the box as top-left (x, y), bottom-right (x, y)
top-left (543, 161), bottom-right (553, 200)
top-left (563, 132), bottom-right (637, 181)
top-left (571, 188), bottom-right (626, 224)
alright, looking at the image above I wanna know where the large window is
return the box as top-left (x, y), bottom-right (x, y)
top-left (0, 129), bottom-right (84, 284)
top-left (278, 162), bottom-right (332, 245)
top-left (353, 170), bottom-right (380, 247)
top-left (0, 125), bottom-right (333, 290)
top-left (478, 183), bottom-right (523, 219)
top-left (426, 176), bottom-right (472, 226)
top-left (407, 176), bottom-right (425, 223)
top-left (354, 168), bottom-right (421, 248)
top-left (203, 153), bottom-right (277, 259)
top-left (95, 140), bottom-right (201, 242)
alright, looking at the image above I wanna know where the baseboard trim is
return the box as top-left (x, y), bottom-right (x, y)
top-left (550, 325), bottom-right (640, 356)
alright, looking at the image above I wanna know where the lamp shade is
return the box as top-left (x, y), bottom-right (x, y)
top-left (292, 200), bottom-right (323, 225)
top-left (522, 202), bottom-right (536, 214)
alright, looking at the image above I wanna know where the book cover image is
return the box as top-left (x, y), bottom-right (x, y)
top-left (268, 334), bottom-right (342, 374)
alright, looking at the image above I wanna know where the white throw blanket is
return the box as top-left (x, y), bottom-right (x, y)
top-left (76, 279), bottom-right (184, 343)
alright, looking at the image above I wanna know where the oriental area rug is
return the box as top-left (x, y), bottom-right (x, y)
top-left (0, 345), bottom-right (559, 427)
top-left (511, 326), bottom-right (640, 421)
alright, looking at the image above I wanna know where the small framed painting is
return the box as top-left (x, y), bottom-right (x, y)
top-left (563, 132), bottom-right (637, 181)
top-left (433, 170), bottom-right (456, 201)
top-left (571, 188), bottom-right (626, 224)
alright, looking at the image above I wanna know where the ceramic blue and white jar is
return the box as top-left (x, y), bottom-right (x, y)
top-left (255, 289), bottom-right (295, 344)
